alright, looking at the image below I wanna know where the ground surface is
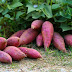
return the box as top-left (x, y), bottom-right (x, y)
top-left (0, 44), bottom-right (72, 72)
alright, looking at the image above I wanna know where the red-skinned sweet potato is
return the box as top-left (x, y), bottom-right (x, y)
top-left (31, 20), bottom-right (43, 29)
top-left (0, 51), bottom-right (12, 63)
top-left (0, 37), bottom-right (7, 50)
top-left (64, 34), bottom-right (72, 46)
top-left (7, 37), bottom-right (20, 47)
top-left (10, 30), bottom-right (25, 37)
top-left (20, 28), bottom-right (38, 45)
top-left (4, 46), bottom-right (26, 61)
top-left (53, 32), bottom-right (67, 53)
top-left (19, 47), bottom-right (42, 59)
top-left (36, 33), bottom-right (43, 47)
top-left (42, 21), bottom-right (54, 51)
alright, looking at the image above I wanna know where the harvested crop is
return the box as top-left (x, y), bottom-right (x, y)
top-left (10, 30), bottom-right (25, 37)
top-left (20, 28), bottom-right (38, 45)
top-left (19, 47), bottom-right (42, 59)
top-left (42, 21), bottom-right (54, 51)
top-left (53, 32), bottom-right (67, 53)
top-left (4, 46), bottom-right (26, 61)
top-left (0, 37), bottom-right (7, 50)
top-left (64, 34), bottom-right (72, 46)
top-left (31, 20), bottom-right (43, 29)
top-left (0, 51), bottom-right (12, 63)
top-left (7, 37), bottom-right (20, 47)
top-left (36, 33), bottom-right (43, 47)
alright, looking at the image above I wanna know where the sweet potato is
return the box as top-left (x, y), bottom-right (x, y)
top-left (7, 37), bottom-right (20, 47)
top-left (0, 37), bottom-right (7, 50)
top-left (4, 46), bottom-right (26, 61)
top-left (64, 34), bottom-right (72, 46)
top-left (20, 28), bottom-right (38, 45)
top-left (19, 47), bottom-right (42, 59)
top-left (31, 20), bottom-right (43, 29)
top-left (36, 33), bottom-right (43, 47)
top-left (10, 30), bottom-right (25, 37)
top-left (0, 51), bottom-right (12, 63)
top-left (53, 32), bottom-right (67, 53)
top-left (42, 21), bottom-right (54, 51)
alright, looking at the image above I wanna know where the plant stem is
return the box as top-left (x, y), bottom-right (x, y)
top-left (51, 0), bottom-right (52, 6)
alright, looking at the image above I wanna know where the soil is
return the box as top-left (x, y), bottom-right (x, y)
top-left (0, 45), bottom-right (72, 72)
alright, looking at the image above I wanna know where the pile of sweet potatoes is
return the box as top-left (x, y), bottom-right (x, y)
top-left (0, 20), bottom-right (72, 64)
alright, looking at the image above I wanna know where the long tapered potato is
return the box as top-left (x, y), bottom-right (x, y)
top-left (0, 37), bottom-right (7, 50)
top-left (31, 20), bottom-right (43, 29)
top-left (20, 28), bottom-right (38, 45)
top-left (19, 47), bottom-right (42, 59)
top-left (64, 34), bottom-right (72, 46)
top-left (36, 33), bottom-right (43, 47)
top-left (0, 51), bottom-right (12, 63)
top-left (4, 46), bottom-right (26, 61)
top-left (42, 21), bottom-right (54, 51)
top-left (53, 32), bottom-right (67, 53)
top-left (10, 30), bottom-right (25, 37)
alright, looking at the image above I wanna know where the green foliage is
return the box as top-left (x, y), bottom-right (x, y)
top-left (26, 0), bottom-right (72, 31)
top-left (0, 0), bottom-right (72, 37)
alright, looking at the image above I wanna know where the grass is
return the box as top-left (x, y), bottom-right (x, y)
top-left (0, 44), bottom-right (72, 71)
top-left (32, 44), bottom-right (72, 67)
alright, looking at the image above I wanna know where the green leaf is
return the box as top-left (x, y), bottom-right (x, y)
top-left (54, 17), bottom-right (67, 22)
top-left (16, 11), bottom-right (24, 19)
top-left (32, 12), bottom-right (45, 19)
top-left (42, 5), bottom-right (53, 18)
top-left (60, 24), bottom-right (72, 31)
top-left (0, 7), bottom-right (3, 13)
top-left (13, 0), bottom-right (19, 3)
top-left (26, 3), bottom-right (35, 14)
top-left (0, 17), bottom-right (3, 22)
top-left (55, 0), bottom-right (67, 4)
top-left (7, 5), bottom-right (11, 9)
top-left (8, 2), bottom-right (23, 9)
top-left (2, 9), bottom-right (9, 15)
top-left (26, 3), bottom-right (44, 14)
top-left (67, 6), bottom-right (72, 16)
top-left (25, 13), bottom-right (32, 20)
top-left (4, 14), bottom-right (10, 18)
top-left (67, 0), bottom-right (72, 5)
top-left (52, 4), bottom-right (60, 9)
top-left (59, 10), bottom-right (71, 19)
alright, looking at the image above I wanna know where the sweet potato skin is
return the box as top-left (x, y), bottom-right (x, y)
top-left (4, 46), bottom-right (26, 61)
top-left (19, 47), bottom-right (42, 59)
top-left (53, 32), bottom-right (67, 52)
top-left (31, 20), bottom-right (43, 29)
top-left (42, 21), bottom-right (54, 50)
top-left (64, 34), bottom-right (72, 46)
top-left (36, 33), bottom-right (43, 47)
top-left (0, 37), bottom-right (7, 50)
top-left (11, 30), bottom-right (25, 37)
top-left (7, 37), bottom-right (20, 47)
top-left (0, 51), bottom-right (12, 63)
top-left (20, 28), bottom-right (38, 45)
